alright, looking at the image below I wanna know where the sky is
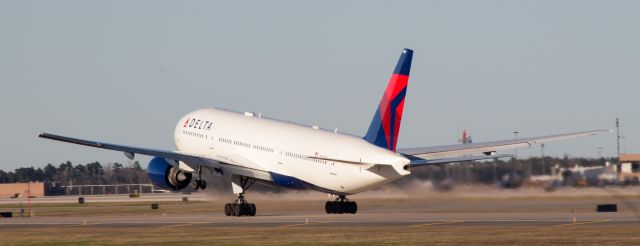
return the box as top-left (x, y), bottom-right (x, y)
top-left (0, 1), bottom-right (638, 170)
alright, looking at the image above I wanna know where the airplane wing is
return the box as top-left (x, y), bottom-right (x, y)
top-left (38, 132), bottom-right (220, 169)
top-left (398, 129), bottom-right (609, 159)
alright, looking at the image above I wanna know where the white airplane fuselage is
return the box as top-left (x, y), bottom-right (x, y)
top-left (174, 108), bottom-right (411, 195)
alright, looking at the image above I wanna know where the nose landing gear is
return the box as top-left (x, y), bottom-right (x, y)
top-left (193, 166), bottom-right (207, 190)
top-left (194, 179), bottom-right (207, 190)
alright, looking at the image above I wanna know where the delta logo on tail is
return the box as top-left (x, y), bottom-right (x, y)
top-left (364, 48), bottom-right (412, 151)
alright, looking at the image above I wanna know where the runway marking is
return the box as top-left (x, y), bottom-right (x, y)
top-left (279, 221), bottom-right (329, 228)
top-left (553, 220), bottom-right (612, 227)
top-left (408, 220), bottom-right (463, 228)
top-left (43, 222), bottom-right (102, 229)
top-left (3, 218), bottom-right (634, 229)
top-left (160, 222), bottom-right (210, 229)
top-left (68, 222), bottom-right (102, 228)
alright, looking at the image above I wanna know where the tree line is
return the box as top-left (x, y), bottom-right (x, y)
top-left (0, 156), bottom-right (615, 187)
top-left (0, 161), bottom-right (148, 185)
top-left (402, 156), bottom-right (617, 186)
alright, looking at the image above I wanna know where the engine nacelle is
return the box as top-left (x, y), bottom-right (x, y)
top-left (147, 157), bottom-right (193, 191)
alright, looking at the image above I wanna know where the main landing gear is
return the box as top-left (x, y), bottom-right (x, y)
top-left (325, 195), bottom-right (357, 214)
top-left (224, 194), bottom-right (256, 217)
top-left (224, 176), bottom-right (257, 217)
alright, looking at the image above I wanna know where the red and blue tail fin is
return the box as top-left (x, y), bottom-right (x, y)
top-left (363, 48), bottom-right (413, 151)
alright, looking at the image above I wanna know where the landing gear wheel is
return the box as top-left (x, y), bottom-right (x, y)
top-left (249, 203), bottom-right (257, 216)
top-left (193, 180), bottom-right (207, 190)
top-left (223, 197), bottom-right (257, 216)
top-left (233, 204), bottom-right (241, 217)
top-left (337, 202), bottom-right (344, 214)
top-left (223, 176), bottom-right (258, 217)
top-left (325, 201), bottom-right (339, 214)
top-left (224, 203), bottom-right (231, 216)
top-left (349, 201), bottom-right (357, 214)
top-left (325, 196), bottom-right (357, 214)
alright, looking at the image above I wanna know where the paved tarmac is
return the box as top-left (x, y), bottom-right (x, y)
top-left (1, 210), bottom-right (638, 228)
top-left (2, 188), bottom-right (639, 229)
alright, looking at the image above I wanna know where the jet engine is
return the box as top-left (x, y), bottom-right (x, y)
top-left (147, 157), bottom-right (193, 190)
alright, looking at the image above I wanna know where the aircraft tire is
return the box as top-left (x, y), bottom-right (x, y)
top-left (249, 203), bottom-right (256, 216)
top-left (336, 202), bottom-right (344, 214)
top-left (350, 202), bottom-right (358, 214)
top-left (234, 204), bottom-right (241, 217)
top-left (241, 203), bottom-right (249, 216)
top-left (325, 200), bottom-right (357, 214)
top-left (224, 203), bottom-right (231, 216)
top-left (330, 201), bottom-right (338, 214)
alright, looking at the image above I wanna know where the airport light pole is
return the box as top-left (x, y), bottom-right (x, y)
top-left (616, 118), bottom-right (620, 162)
top-left (540, 143), bottom-right (545, 176)
top-left (27, 181), bottom-right (31, 217)
top-left (597, 147), bottom-right (603, 159)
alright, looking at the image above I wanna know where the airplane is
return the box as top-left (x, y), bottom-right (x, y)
top-left (39, 48), bottom-right (607, 216)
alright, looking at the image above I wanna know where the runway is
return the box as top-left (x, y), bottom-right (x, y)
top-left (2, 188), bottom-right (640, 229)
top-left (1, 211), bottom-right (638, 228)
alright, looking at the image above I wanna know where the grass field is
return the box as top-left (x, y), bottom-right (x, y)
top-left (0, 200), bottom-right (215, 217)
top-left (1, 225), bottom-right (639, 245)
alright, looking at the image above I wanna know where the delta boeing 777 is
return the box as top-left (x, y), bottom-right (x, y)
top-left (39, 49), bottom-right (606, 216)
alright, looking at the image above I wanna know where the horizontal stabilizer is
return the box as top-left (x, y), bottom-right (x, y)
top-left (399, 129), bottom-right (609, 159)
top-left (407, 154), bottom-right (513, 169)
top-left (306, 156), bottom-right (379, 166)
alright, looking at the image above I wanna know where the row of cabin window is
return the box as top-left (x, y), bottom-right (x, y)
top-left (234, 141), bottom-right (250, 147)
top-left (218, 137), bottom-right (274, 153)
top-left (285, 152), bottom-right (327, 164)
top-left (184, 130), bottom-right (204, 138)
top-left (218, 137), bottom-right (232, 144)
top-left (216, 137), bottom-right (324, 164)
top-left (253, 145), bottom-right (274, 153)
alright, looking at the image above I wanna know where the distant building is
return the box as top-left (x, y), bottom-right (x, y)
top-left (619, 154), bottom-right (640, 182)
top-left (0, 182), bottom-right (44, 198)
